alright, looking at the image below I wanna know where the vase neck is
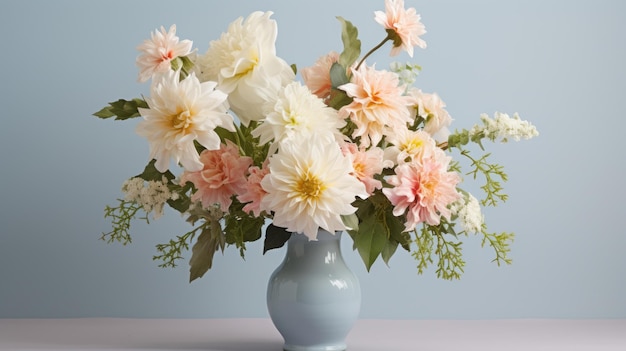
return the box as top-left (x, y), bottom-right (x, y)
top-left (286, 229), bottom-right (343, 261)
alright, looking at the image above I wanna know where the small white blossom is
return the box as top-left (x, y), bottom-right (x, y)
top-left (122, 176), bottom-right (175, 219)
top-left (470, 112), bottom-right (539, 143)
top-left (450, 193), bottom-right (483, 233)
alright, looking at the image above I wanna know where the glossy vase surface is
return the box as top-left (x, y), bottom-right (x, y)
top-left (266, 229), bottom-right (361, 351)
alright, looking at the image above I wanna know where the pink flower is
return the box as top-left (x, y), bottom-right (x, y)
top-left (383, 148), bottom-right (460, 231)
top-left (339, 64), bottom-right (413, 147)
top-left (136, 25), bottom-right (193, 82)
top-left (301, 51), bottom-right (339, 101)
top-left (180, 140), bottom-right (252, 212)
top-left (341, 142), bottom-right (392, 195)
top-left (237, 161), bottom-right (270, 216)
top-left (407, 88), bottom-right (452, 142)
top-left (374, 0), bottom-right (427, 57)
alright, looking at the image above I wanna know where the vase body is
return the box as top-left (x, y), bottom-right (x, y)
top-left (267, 229), bottom-right (361, 351)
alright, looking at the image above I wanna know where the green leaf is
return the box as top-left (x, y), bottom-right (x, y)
top-left (189, 220), bottom-right (224, 283)
top-left (341, 213), bottom-right (359, 232)
top-left (136, 159), bottom-right (175, 182)
top-left (330, 62), bottom-right (350, 89)
top-left (326, 88), bottom-right (353, 110)
top-left (336, 16), bottom-right (361, 69)
top-left (263, 224), bottom-right (291, 254)
top-left (93, 98), bottom-right (148, 120)
top-left (224, 201), bottom-right (265, 257)
top-left (352, 217), bottom-right (388, 271)
top-left (381, 240), bottom-right (399, 266)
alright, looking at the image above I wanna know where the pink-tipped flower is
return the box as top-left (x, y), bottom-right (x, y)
top-left (301, 51), bottom-right (339, 101)
top-left (136, 25), bottom-right (193, 82)
top-left (339, 64), bottom-right (413, 147)
top-left (181, 140), bottom-right (253, 212)
top-left (375, 0), bottom-right (427, 57)
top-left (341, 142), bottom-right (392, 195)
top-left (238, 161), bottom-right (270, 217)
top-left (383, 148), bottom-right (460, 231)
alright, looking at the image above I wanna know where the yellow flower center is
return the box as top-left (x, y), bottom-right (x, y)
top-left (295, 172), bottom-right (325, 201)
top-left (171, 108), bottom-right (193, 134)
top-left (401, 137), bottom-right (423, 154)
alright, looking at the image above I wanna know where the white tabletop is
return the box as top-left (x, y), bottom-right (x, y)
top-left (1, 318), bottom-right (624, 351)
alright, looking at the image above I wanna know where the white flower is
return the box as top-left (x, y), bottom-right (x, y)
top-left (252, 81), bottom-right (345, 153)
top-left (450, 193), bottom-right (483, 233)
top-left (122, 176), bottom-right (177, 219)
top-left (135, 25), bottom-right (193, 83)
top-left (194, 11), bottom-right (294, 125)
top-left (383, 126), bottom-right (437, 165)
top-left (136, 70), bottom-right (235, 173)
top-left (407, 88), bottom-right (452, 143)
top-left (470, 112), bottom-right (539, 143)
top-left (260, 136), bottom-right (367, 240)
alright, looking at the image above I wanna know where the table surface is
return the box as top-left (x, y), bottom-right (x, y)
top-left (1, 318), bottom-right (625, 351)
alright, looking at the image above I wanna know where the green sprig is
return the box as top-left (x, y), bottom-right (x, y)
top-left (100, 199), bottom-right (147, 245)
top-left (462, 150), bottom-right (509, 207)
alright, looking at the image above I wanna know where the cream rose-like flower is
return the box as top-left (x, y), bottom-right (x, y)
top-left (407, 88), bottom-right (452, 142)
top-left (180, 140), bottom-right (253, 213)
top-left (252, 81), bottom-right (345, 153)
top-left (194, 11), bottom-right (294, 125)
top-left (374, 0), bottom-right (427, 57)
top-left (135, 25), bottom-right (193, 83)
top-left (301, 51), bottom-right (339, 101)
top-left (383, 148), bottom-right (461, 231)
top-left (260, 136), bottom-right (367, 240)
top-left (384, 126), bottom-right (437, 166)
top-left (339, 64), bottom-right (413, 147)
top-left (136, 70), bottom-right (235, 173)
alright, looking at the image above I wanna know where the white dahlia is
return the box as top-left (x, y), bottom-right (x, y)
top-left (136, 70), bottom-right (235, 173)
top-left (252, 81), bottom-right (345, 153)
top-left (260, 137), bottom-right (367, 240)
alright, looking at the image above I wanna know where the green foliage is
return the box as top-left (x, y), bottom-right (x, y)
top-left (336, 16), bottom-right (361, 69)
top-left (348, 192), bottom-right (410, 270)
top-left (100, 199), bottom-right (146, 245)
top-left (153, 227), bottom-right (199, 268)
top-left (188, 218), bottom-right (225, 283)
top-left (413, 219), bottom-right (466, 280)
top-left (263, 223), bottom-right (292, 254)
top-left (480, 227), bottom-right (514, 266)
top-left (224, 199), bottom-right (265, 257)
top-left (93, 98), bottom-right (148, 120)
top-left (462, 151), bottom-right (509, 207)
top-left (170, 55), bottom-right (195, 79)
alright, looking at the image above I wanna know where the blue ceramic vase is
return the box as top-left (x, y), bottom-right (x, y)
top-left (267, 229), bottom-right (361, 351)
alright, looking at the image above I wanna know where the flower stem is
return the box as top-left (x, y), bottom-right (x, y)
top-left (355, 35), bottom-right (392, 71)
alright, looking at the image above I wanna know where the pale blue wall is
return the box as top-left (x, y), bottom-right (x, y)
top-left (1, 0), bottom-right (625, 319)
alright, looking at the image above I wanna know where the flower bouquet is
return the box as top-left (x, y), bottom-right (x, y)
top-left (94, 0), bottom-right (538, 283)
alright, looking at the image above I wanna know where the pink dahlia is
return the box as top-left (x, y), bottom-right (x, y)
top-left (136, 25), bottom-right (192, 83)
top-left (301, 51), bottom-right (339, 101)
top-left (237, 161), bottom-right (270, 217)
top-left (341, 142), bottom-right (392, 195)
top-left (181, 140), bottom-right (252, 212)
top-left (339, 64), bottom-right (413, 147)
top-left (374, 0), bottom-right (427, 57)
top-left (383, 149), bottom-right (460, 231)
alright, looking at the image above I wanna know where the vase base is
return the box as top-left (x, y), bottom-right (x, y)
top-left (283, 342), bottom-right (346, 351)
